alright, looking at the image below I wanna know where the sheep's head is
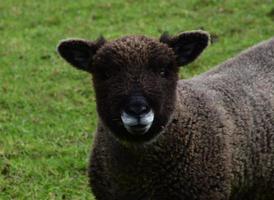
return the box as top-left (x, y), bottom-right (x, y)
top-left (57, 31), bottom-right (209, 143)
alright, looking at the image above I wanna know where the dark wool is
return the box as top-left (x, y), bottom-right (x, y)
top-left (58, 32), bottom-right (274, 200)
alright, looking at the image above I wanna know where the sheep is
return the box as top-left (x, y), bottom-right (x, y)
top-left (57, 30), bottom-right (274, 200)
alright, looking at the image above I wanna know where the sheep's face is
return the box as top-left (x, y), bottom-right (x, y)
top-left (91, 36), bottom-right (179, 143)
top-left (58, 31), bottom-right (209, 143)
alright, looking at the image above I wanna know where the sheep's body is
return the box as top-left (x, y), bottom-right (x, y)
top-left (89, 38), bottom-right (274, 199)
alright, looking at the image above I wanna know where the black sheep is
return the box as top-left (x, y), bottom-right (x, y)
top-left (58, 31), bottom-right (274, 199)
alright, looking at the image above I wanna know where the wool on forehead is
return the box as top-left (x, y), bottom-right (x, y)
top-left (94, 35), bottom-right (175, 70)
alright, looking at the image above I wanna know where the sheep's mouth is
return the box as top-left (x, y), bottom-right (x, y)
top-left (124, 124), bottom-right (151, 135)
top-left (121, 110), bottom-right (154, 135)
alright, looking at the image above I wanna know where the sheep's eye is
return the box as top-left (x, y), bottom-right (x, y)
top-left (97, 70), bottom-right (111, 80)
top-left (103, 71), bottom-right (111, 80)
top-left (160, 67), bottom-right (167, 77)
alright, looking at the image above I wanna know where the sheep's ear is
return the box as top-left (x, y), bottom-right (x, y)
top-left (160, 30), bottom-right (210, 66)
top-left (57, 37), bottom-right (105, 73)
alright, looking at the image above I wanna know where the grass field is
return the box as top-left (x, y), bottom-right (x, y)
top-left (0, 0), bottom-right (274, 199)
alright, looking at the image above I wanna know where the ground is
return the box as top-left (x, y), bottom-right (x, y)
top-left (0, 0), bottom-right (274, 199)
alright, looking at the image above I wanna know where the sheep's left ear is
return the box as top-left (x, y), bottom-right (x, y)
top-left (160, 30), bottom-right (210, 66)
top-left (57, 37), bottom-right (105, 73)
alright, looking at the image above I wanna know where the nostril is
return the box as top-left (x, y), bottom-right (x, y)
top-left (125, 104), bottom-right (150, 116)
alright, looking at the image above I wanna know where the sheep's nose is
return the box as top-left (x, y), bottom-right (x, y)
top-left (125, 103), bottom-right (150, 116)
top-left (124, 95), bottom-right (151, 116)
top-left (122, 95), bottom-right (154, 134)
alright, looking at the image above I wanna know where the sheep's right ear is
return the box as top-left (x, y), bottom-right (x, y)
top-left (57, 37), bottom-right (105, 73)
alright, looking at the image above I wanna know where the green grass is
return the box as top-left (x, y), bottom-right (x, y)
top-left (0, 0), bottom-right (274, 199)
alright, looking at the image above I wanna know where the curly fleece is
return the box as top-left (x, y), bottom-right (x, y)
top-left (58, 31), bottom-right (274, 200)
top-left (89, 38), bottom-right (274, 200)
